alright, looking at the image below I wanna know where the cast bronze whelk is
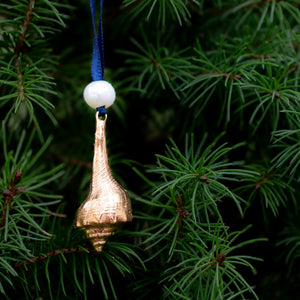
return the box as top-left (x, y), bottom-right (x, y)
top-left (74, 112), bottom-right (132, 252)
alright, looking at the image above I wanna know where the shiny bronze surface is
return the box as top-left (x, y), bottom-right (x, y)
top-left (75, 113), bottom-right (132, 252)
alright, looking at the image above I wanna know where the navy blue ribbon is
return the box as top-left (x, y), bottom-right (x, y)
top-left (90, 0), bottom-right (105, 81)
top-left (90, 0), bottom-right (106, 116)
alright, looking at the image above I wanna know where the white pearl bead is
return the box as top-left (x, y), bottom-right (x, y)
top-left (83, 80), bottom-right (116, 109)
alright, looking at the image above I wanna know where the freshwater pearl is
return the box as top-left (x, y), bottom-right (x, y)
top-left (83, 80), bottom-right (116, 109)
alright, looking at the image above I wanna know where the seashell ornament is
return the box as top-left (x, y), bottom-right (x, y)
top-left (75, 112), bottom-right (132, 252)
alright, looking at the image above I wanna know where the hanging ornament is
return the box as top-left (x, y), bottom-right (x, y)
top-left (74, 0), bottom-right (132, 252)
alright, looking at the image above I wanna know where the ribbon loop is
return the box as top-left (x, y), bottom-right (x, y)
top-left (97, 106), bottom-right (106, 117)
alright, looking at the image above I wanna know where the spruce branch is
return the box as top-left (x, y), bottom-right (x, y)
top-left (122, 0), bottom-right (201, 28)
top-left (207, 0), bottom-right (284, 16)
top-left (133, 134), bottom-right (261, 280)
top-left (15, 0), bottom-right (35, 56)
top-left (175, 194), bottom-right (190, 238)
top-left (272, 132), bottom-right (300, 181)
top-left (0, 169), bottom-right (26, 235)
top-left (118, 30), bottom-right (191, 97)
top-left (150, 134), bottom-right (257, 218)
top-left (14, 0), bottom-right (35, 103)
top-left (235, 165), bottom-right (295, 216)
top-left (0, 0), bottom-right (68, 130)
top-left (159, 224), bottom-right (265, 299)
top-left (12, 242), bottom-right (144, 299)
top-left (48, 211), bottom-right (67, 218)
top-left (14, 247), bottom-right (95, 269)
top-left (207, 0), bottom-right (300, 33)
top-left (1, 0), bottom-right (300, 298)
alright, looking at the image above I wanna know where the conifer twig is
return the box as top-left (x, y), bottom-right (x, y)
top-left (175, 194), bottom-right (190, 238)
top-left (48, 211), bottom-right (68, 218)
top-left (206, 0), bottom-right (283, 17)
top-left (0, 170), bottom-right (26, 236)
top-left (14, 0), bottom-right (35, 102)
top-left (199, 71), bottom-right (242, 81)
top-left (14, 247), bottom-right (96, 269)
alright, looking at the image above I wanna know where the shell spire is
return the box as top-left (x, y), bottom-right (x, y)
top-left (75, 112), bottom-right (132, 252)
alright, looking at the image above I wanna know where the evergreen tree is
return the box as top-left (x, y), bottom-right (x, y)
top-left (1, 0), bottom-right (300, 299)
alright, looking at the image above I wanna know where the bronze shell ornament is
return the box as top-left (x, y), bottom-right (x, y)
top-left (75, 113), bottom-right (132, 252)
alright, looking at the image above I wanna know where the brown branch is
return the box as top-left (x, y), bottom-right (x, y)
top-left (40, 228), bottom-right (53, 237)
top-left (14, 247), bottom-right (96, 269)
top-left (1, 194), bottom-right (13, 229)
top-left (151, 58), bottom-right (163, 73)
top-left (216, 72), bottom-right (242, 81)
top-left (198, 71), bottom-right (242, 81)
top-left (211, 253), bottom-right (226, 267)
top-left (14, 0), bottom-right (35, 102)
top-left (176, 194), bottom-right (190, 238)
top-left (48, 211), bottom-right (68, 218)
top-left (0, 169), bottom-right (66, 239)
top-left (255, 173), bottom-right (273, 190)
top-left (1, 170), bottom-right (26, 236)
top-left (198, 174), bottom-right (210, 184)
top-left (254, 54), bottom-right (271, 59)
